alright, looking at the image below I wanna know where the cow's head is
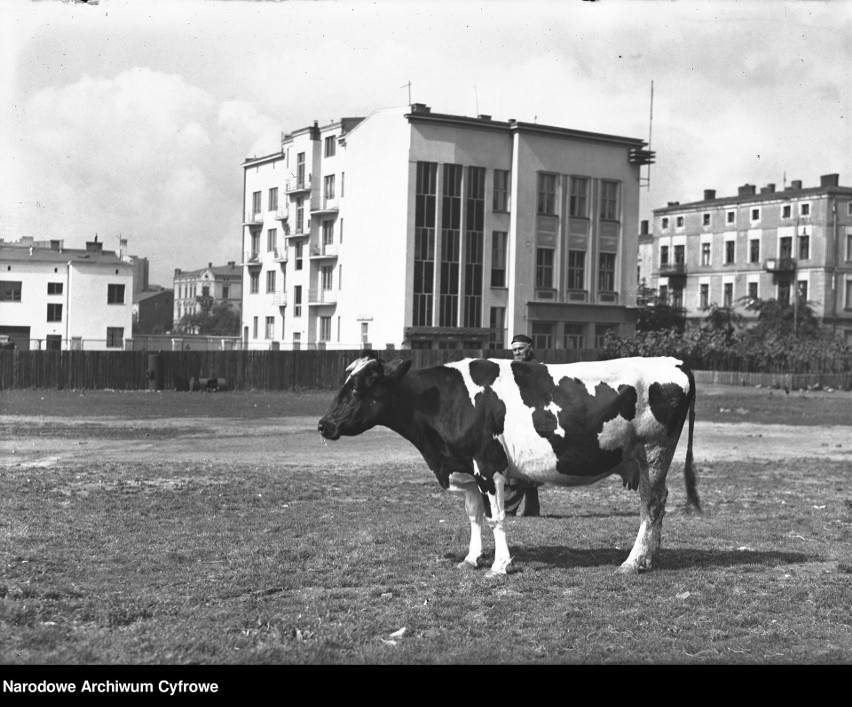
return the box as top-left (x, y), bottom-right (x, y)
top-left (317, 351), bottom-right (413, 440)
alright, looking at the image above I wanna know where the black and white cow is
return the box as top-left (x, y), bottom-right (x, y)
top-left (318, 352), bottom-right (698, 576)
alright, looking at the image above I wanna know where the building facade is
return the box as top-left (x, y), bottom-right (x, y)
top-left (241, 104), bottom-right (649, 351)
top-left (0, 237), bottom-right (134, 350)
top-left (133, 288), bottom-right (174, 334)
top-left (173, 262), bottom-right (242, 331)
top-left (651, 174), bottom-right (852, 342)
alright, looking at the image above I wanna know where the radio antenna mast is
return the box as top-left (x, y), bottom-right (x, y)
top-left (645, 80), bottom-right (654, 190)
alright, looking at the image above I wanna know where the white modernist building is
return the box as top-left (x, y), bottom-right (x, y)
top-left (0, 237), bottom-right (133, 350)
top-left (241, 104), bottom-right (651, 351)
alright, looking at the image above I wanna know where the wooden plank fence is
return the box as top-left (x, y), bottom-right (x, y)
top-left (1, 349), bottom-right (851, 391)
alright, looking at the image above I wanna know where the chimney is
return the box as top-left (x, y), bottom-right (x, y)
top-left (309, 120), bottom-right (320, 140)
top-left (766, 183), bottom-right (775, 193)
top-left (119, 238), bottom-right (128, 260)
top-left (410, 103), bottom-right (431, 114)
top-left (640, 220), bottom-right (649, 235)
top-left (228, 261), bottom-right (235, 268)
top-left (667, 201), bottom-right (680, 207)
top-left (788, 179), bottom-right (803, 190)
top-left (175, 268), bottom-right (182, 276)
top-left (85, 239), bottom-right (103, 254)
top-left (208, 262), bottom-right (213, 269)
top-left (50, 239), bottom-right (61, 251)
top-left (737, 184), bottom-right (756, 196)
top-left (820, 173), bottom-right (839, 188)
top-left (478, 114), bottom-right (492, 121)
top-left (703, 189), bottom-right (716, 200)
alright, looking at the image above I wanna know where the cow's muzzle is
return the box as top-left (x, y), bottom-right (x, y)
top-left (317, 418), bottom-right (340, 440)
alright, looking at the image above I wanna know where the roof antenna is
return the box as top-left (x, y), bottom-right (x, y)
top-left (475, 86), bottom-right (479, 115)
top-left (400, 80), bottom-right (412, 104)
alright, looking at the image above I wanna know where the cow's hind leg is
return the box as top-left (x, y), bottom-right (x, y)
top-left (484, 473), bottom-right (511, 577)
top-left (619, 443), bottom-right (673, 574)
top-left (458, 482), bottom-right (485, 569)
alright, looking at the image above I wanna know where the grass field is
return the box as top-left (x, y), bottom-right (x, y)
top-left (1, 384), bottom-right (851, 665)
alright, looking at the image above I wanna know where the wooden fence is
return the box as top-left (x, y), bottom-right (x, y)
top-left (1, 349), bottom-right (850, 391)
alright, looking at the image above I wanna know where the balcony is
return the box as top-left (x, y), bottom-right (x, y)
top-left (241, 250), bottom-right (262, 267)
top-left (284, 218), bottom-right (311, 239)
top-left (657, 263), bottom-right (688, 276)
top-left (285, 176), bottom-right (312, 194)
top-left (309, 243), bottom-right (338, 258)
top-left (274, 207), bottom-right (289, 221)
top-left (308, 288), bottom-right (339, 305)
top-left (310, 196), bottom-right (339, 214)
top-left (764, 257), bottom-right (796, 273)
top-left (271, 292), bottom-right (288, 306)
top-left (272, 247), bottom-right (288, 263)
top-left (243, 211), bottom-right (263, 226)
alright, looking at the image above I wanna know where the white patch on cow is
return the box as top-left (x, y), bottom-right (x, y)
top-left (344, 356), bottom-right (375, 384)
top-left (445, 360), bottom-right (484, 407)
top-left (544, 401), bottom-right (565, 437)
top-left (598, 414), bottom-right (633, 451)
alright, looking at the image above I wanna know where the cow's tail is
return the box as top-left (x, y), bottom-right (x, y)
top-left (682, 368), bottom-right (700, 511)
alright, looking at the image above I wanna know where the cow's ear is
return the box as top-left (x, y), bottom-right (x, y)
top-left (385, 358), bottom-right (412, 381)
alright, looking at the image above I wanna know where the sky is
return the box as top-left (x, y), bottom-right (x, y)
top-left (2, 0), bottom-right (850, 286)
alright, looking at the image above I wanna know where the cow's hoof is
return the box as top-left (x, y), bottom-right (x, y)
top-left (616, 563), bottom-right (641, 576)
top-left (457, 559), bottom-right (480, 571)
top-left (484, 569), bottom-right (508, 579)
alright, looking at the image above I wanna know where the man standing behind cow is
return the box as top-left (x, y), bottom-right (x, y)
top-left (504, 334), bottom-right (541, 517)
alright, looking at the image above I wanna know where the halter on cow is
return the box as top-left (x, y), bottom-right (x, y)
top-left (318, 351), bottom-right (699, 576)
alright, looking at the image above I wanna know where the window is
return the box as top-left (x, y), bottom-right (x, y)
top-left (567, 250), bottom-right (585, 290)
top-left (295, 242), bottom-right (303, 270)
top-left (414, 161), bottom-right (437, 326)
top-left (800, 203), bottom-right (810, 217)
top-left (223, 286), bottom-right (230, 300)
top-left (253, 317), bottom-right (258, 338)
top-left (748, 282), bottom-right (758, 301)
top-left (532, 321), bottom-right (554, 349)
top-left (846, 279), bottom-right (852, 310)
top-left (266, 270), bottom-right (276, 294)
top-left (491, 231), bottom-right (507, 287)
top-left (661, 217), bottom-right (669, 230)
top-left (567, 177), bottom-right (588, 218)
top-left (799, 234), bottom-right (810, 260)
top-left (847, 230), bottom-right (852, 261)
top-left (598, 252), bottom-right (616, 292)
top-left (782, 204), bottom-right (792, 219)
top-left (797, 280), bottom-right (808, 305)
top-left (106, 327), bottom-right (124, 348)
top-left (699, 284), bottom-right (709, 310)
top-left (322, 220), bottom-right (334, 250)
top-left (47, 282), bottom-right (63, 295)
top-left (600, 180), bottom-right (619, 221)
top-left (294, 286), bottom-right (302, 317)
top-left (702, 213), bottom-right (711, 226)
top-left (778, 282), bottom-right (791, 306)
top-left (2, 281), bottom-right (22, 301)
top-left (749, 238), bottom-right (760, 263)
top-left (267, 228), bottom-right (277, 252)
top-left (723, 283), bottom-right (733, 308)
top-left (701, 243), bottom-right (711, 266)
top-left (201, 286), bottom-right (210, 298)
top-left (321, 265), bottom-right (333, 291)
top-left (252, 191), bottom-right (261, 214)
top-left (660, 245), bottom-right (669, 265)
top-left (489, 307), bottom-right (505, 349)
top-left (675, 216), bottom-right (684, 229)
top-left (564, 324), bottom-right (584, 349)
top-left (780, 236), bottom-right (793, 259)
top-left (265, 316), bottom-right (275, 339)
top-left (324, 174), bottom-right (335, 201)
top-left (361, 322), bottom-right (369, 345)
top-left (674, 245), bottom-right (685, 265)
top-left (296, 152), bottom-right (306, 187)
top-left (107, 284), bottom-right (125, 304)
top-left (725, 241), bottom-right (735, 264)
top-left (250, 272), bottom-right (259, 294)
top-left (47, 303), bottom-right (63, 322)
top-left (341, 173), bottom-right (345, 198)
top-left (319, 316), bottom-right (331, 342)
top-left (726, 210), bottom-right (736, 225)
top-left (493, 169), bottom-right (510, 211)
top-left (751, 207), bottom-right (760, 221)
top-left (595, 324), bottom-right (616, 349)
top-left (324, 135), bottom-right (336, 157)
top-left (535, 248), bottom-right (554, 289)
top-left (439, 164), bottom-right (462, 327)
top-left (269, 187), bottom-right (278, 212)
top-left (296, 197), bottom-right (304, 233)
top-left (659, 285), bottom-right (668, 303)
top-left (537, 173), bottom-right (557, 215)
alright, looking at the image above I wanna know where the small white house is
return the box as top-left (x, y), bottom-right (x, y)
top-left (0, 237), bottom-right (134, 350)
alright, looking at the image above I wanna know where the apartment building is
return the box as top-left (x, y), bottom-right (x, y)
top-left (651, 174), bottom-right (852, 342)
top-left (173, 262), bottom-right (242, 330)
top-left (0, 236), bottom-right (133, 350)
top-left (241, 104), bottom-right (650, 351)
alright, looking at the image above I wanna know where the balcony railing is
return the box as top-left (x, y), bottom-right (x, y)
top-left (271, 292), bottom-right (288, 306)
top-left (657, 263), bottom-right (688, 276)
top-left (309, 243), bottom-right (338, 258)
top-left (275, 207), bottom-right (289, 221)
top-left (763, 257), bottom-right (796, 273)
top-left (308, 288), bottom-right (339, 305)
top-left (285, 176), bottom-right (312, 193)
top-left (243, 211), bottom-right (263, 225)
top-left (242, 250), bottom-right (261, 266)
top-left (310, 196), bottom-right (339, 213)
top-left (598, 292), bottom-right (619, 304)
top-left (272, 247), bottom-right (288, 262)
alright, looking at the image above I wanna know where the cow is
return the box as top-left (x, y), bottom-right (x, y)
top-left (317, 351), bottom-right (698, 577)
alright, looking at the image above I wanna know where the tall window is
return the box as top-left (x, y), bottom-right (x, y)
top-left (265, 316), bottom-right (274, 339)
top-left (660, 245), bottom-right (669, 265)
top-left (439, 163), bottom-right (462, 327)
top-left (489, 307), bottom-right (506, 349)
top-left (598, 253), bottom-right (616, 292)
top-left (674, 245), bottom-right (685, 265)
top-left (47, 303), bottom-right (63, 322)
top-left (268, 187), bottom-right (278, 212)
top-left (294, 285), bottom-right (302, 317)
top-left (567, 250), bottom-right (585, 290)
top-left (253, 317), bottom-right (258, 339)
top-left (782, 204), bottom-right (792, 219)
top-left (532, 322), bottom-right (554, 349)
top-left (321, 265), bottom-right (333, 291)
top-left (267, 228), bottom-right (277, 252)
top-left (749, 238), bottom-right (760, 263)
top-left (491, 231), bottom-right (507, 287)
top-left (319, 316), bottom-right (331, 342)
top-left (493, 169), bottom-right (509, 211)
top-left (413, 161), bottom-right (437, 326)
top-left (463, 166), bottom-right (485, 327)
top-left (296, 152), bottom-right (306, 187)
top-left (799, 234), bottom-right (810, 260)
top-left (569, 177), bottom-right (589, 217)
top-left (106, 327), bottom-right (124, 348)
top-left (324, 174), bottom-right (335, 201)
top-left (322, 221), bottom-right (334, 250)
top-left (699, 284), bottom-right (709, 310)
top-left (726, 210), bottom-right (736, 225)
top-left (296, 198), bottom-right (304, 233)
top-left (564, 324), bottom-right (584, 349)
top-left (748, 282), bottom-right (758, 301)
top-left (778, 282), bottom-right (791, 306)
top-left (252, 191), bottom-right (261, 214)
top-left (361, 322), bottom-right (369, 345)
top-left (780, 236), bottom-right (792, 259)
top-left (800, 203), bottom-right (810, 217)
top-left (725, 240), bottom-right (735, 264)
top-left (599, 180), bottom-right (619, 221)
top-left (723, 283), bottom-right (733, 308)
top-left (251, 231), bottom-right (260, 256)
top-left (797, 280), bottom-right (808, 304)
top-left (536, 248), bottom-right (554, 289)
top-left (537, 173), bottom-right (557, 215)
top-left (701, 243), bottom-right (711, 266)
top-left (107, 284), bottom-right (125, 304)
top-left (266, 270), bottom-right (276, 294)
top-left (702, 213), bottom-right (711, 226)
top-left (295, 242), bottom-right (303, 270)
top-left (250, 272), bottom-right (259, 294)
top-left (324, 135), bottom-right (336, 157)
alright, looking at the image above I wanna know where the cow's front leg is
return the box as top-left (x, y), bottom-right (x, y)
top-left (484, 473), bottom-right (512, 577)
top-left (448, 474), bottom-right (484, 569)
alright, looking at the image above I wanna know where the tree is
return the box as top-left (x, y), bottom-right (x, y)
top-left (175, 300), bottom-right (241, 336)
top-left (635, 283), bottom-right (685, 333)
top-left (702, 303), bottom-right (743, 343)
top-left (742, 296), bottom-right (819, 340)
